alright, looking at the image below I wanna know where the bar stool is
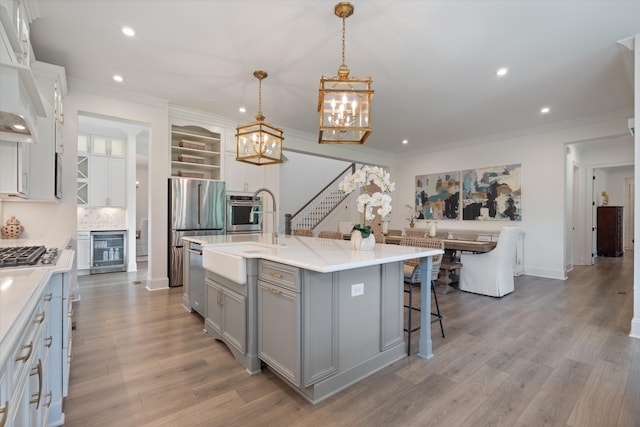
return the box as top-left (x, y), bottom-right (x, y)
top-left (399, 237), bottom-right (445, 355)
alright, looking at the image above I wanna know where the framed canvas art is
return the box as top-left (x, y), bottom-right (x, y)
top-left (461, 164), bottom-right (521, 221)
top-left (415, 171), bottom-right (460, 220)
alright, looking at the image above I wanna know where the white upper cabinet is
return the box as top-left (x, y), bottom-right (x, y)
top-left (91, 136), bottom-right (125, 157)
top-left (89, 154), bottom-right (125, 207)
top-left (0, 139), bottom-right (28, 196)
top-left (224, 151), bottom-right (264, 194)
top-left (77, 133), bottom-right (127, 207)
top-left (0, 0), bottom-right (36, 66)
top-left (29, 61), bottom-right (67, 200)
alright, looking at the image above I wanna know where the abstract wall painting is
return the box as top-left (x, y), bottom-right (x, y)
top-left (461, 164), bottom-right (522, 221)
top-left (415, 171), bottom-right (460, 220)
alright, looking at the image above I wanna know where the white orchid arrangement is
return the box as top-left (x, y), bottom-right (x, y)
top-left (406, 204), bottom-right (419, 225)
top-left (338, 166), bottom-right (395, 238)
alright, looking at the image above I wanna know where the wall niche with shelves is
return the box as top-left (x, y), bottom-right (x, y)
top-left (171, 125), bottom-right (221, 180)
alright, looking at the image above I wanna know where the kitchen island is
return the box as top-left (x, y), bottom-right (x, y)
top-left (186, 234), bottom-right (441, 404)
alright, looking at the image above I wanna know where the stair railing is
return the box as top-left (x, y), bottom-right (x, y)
top-left (285, 163), bottom-right (356, 234)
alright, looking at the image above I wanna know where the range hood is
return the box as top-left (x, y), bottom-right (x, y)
top-left (0, 63), bottom-right (46, 143)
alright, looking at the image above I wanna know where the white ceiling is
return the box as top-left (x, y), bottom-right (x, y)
top-left (29, 1), bottom-right (639, 155)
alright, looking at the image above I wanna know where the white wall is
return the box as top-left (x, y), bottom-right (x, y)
top-left (606, 165), bottom-right (634, 206)
top-left (631, 33), bottom-right (640, 339)
top-left (279, 151), bottom-right (352, 233)
top-left (392, 116), bottom-right (630, 280)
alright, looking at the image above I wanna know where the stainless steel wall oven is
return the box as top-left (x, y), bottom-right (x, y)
top-left (226, 194), bottom-right (262, 233)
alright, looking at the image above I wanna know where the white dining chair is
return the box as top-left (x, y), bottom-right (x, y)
top-left (459, 226), bottom-right (520, 297)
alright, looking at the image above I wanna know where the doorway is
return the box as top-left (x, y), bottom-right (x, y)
top-left (77, 113), bottom-right (150, 273)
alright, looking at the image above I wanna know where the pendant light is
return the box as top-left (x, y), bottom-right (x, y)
top-left (236, 70), bottom-right (284, 165)
top-left (318, 2), bottom-right (373, 144)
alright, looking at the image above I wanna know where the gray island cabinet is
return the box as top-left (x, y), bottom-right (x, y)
top-left (201, 235), bottom-right (441, 404)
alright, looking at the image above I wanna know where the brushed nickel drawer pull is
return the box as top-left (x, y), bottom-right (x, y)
top-left (44, 391), bottom-right (53, 408)
top-left (44, 293), bottom-right (53, 302)
top-left (0, 401), bottom-right (8, 427)
top-left (16, 342), bottom-right (33, 362)
top-left (268, 287), bottom-right (281, 295)
top-left (34, 312), bottom-right (45, 324)
top-left (269, 272), bottom-right (283, 279)
top-left (29, 359), bottom-right (42, 409)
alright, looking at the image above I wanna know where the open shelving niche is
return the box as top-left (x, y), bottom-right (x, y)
top-left (171, 124), bottom-right (222, 180)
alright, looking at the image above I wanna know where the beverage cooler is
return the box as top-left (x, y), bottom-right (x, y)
top-left (90, 230), bottom-right (127, 274)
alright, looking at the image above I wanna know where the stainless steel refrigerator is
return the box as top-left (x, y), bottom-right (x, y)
top-left (168, 178), bottom-right (225, 287)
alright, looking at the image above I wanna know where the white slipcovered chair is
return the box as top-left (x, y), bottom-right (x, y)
top-left (459, 226), bottom-right (520, 297)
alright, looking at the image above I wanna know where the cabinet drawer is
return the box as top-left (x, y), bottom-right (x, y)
top-left (258, 260), bottom-right (300, 292)
top-left (11, 299), bottom-right (45, 388)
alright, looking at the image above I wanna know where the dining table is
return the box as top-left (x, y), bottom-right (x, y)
top-left (381, 234), bottom-right (496, 251)
top-left (380, 234), bottom-right (497, 293)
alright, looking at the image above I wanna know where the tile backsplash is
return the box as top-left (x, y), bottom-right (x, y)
top-left (78, 207), bottom-right (127, 230)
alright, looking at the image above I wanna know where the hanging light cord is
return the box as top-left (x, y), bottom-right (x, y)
top-left (341, 15), bottom-right (347, 68)
top-left (257, 77), bottom-right (263, 118)
top-left (253, 70), bottom-right (267, 122)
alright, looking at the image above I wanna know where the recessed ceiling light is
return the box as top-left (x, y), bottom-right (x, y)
top-left (402, 139), bottom-right (408, 145)
top-left (540, 107), bottom-right (550, 114)
top-left (113, 75), bottom-right (124, 83)
top-left (122, 27), bottom-right (135, 37)
top-left (238, 106), bottom-right (246, 113)
top-left (496, 67), bottom-right (509, 76)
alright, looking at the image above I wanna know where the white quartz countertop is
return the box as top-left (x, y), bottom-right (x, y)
top-left (0, 248), bottom-right (75, 363)
top-left (192, 234), bottom-right (442, 274)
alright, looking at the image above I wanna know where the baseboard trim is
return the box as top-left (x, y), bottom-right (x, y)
top-left (146, 277), bottom-right (169, 291)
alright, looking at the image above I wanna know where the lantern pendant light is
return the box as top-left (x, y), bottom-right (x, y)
top-left (236, 70), bottom-right (284, 165)
top-left (318, 2), bottom-right (373, 144)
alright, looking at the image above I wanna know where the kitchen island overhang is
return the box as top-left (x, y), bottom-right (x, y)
top-left (198, 234), bottom-right (442, 404)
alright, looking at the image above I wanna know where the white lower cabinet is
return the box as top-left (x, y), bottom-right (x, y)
top-left (0, 271), bottom-right (71, 427)
top-left (76, 231), bottom-right (90, 272)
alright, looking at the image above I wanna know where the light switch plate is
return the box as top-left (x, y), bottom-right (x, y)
top-left (351, 283), bottom-right (364, 297)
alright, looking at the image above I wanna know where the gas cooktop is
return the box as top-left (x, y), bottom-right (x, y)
top-left (0, 245), bottom-right (60, 268)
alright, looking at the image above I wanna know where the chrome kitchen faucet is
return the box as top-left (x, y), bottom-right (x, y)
top-left (249, 188), bottom-right (279, 245)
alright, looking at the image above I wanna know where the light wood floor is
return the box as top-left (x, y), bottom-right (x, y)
top-left (65, 255), bottom-right (640, 427)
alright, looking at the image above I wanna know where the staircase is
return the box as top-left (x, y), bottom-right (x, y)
top-left (285, 164), bottom-right (356, 234)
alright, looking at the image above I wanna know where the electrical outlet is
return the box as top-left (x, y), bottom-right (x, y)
top-left (351, 283), bottom-right (364, 297)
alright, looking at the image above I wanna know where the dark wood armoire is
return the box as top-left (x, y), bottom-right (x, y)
top-left (597, 206), bottom-right (623, 257)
